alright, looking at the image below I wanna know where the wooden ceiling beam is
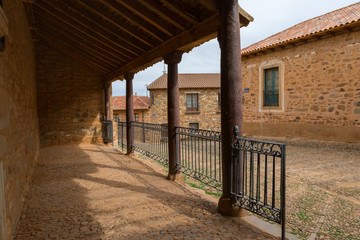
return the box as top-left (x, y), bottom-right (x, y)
top-left (93, 0), bottom-right (166, 42)
top-left (105, 14), bottom-right (220, 82)
top-left (115, 0), bottom-right (177, 37)
top-left (38, 37), bottom-right (111, 74)
top-left (38, 29), bottom-right (119, 70)
top-left (75, 0), bottom-right (158, 48)
top-left (157, 0), bottom-right (199, 24)
top-left (197, 0), bottom-right (217, 11)
top-left (36, 0), bottom-right (145, 56)
top-left (139, 0), bottom-right (186, 31)
top-left (35, 13), bottom-right (128, 63)
top-left (36, 20), bottom-right (123, 68)
top-left (33, 4), bottom-right (135, 61)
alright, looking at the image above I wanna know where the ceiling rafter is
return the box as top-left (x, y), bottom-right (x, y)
top-left (37, 0), bottom-right (145, 55)
top-left (38, 28), bottom-right (119, 70)
top-left (38, 35), bottom-right (112, 74)
top-left (115, 0), bottom-right (177, 36)
top-left (36, 20), bottom-right (124, 68)
top-left (93, 0), bottom-right (166, 42)
top-left (75, 0), bottom-right (158, 48)
top-left (33, 4), bottom-right (136, 61)
top-left (34, 13), bottom-right (128, 63)
top-left (157, 0), bottom-right (199, 24)
top-left (105, 14), bottom-right (220, 82)
top-left (139, 0), bottom-right (187, 31)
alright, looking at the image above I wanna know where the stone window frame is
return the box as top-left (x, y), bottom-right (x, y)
top-left (258, 60), bottom-right (285, 112)
top-left (185, 91), bottom-right (200, 113)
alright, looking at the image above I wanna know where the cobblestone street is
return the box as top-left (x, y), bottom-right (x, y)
top-left (14, 144), bottom-right (275, 240)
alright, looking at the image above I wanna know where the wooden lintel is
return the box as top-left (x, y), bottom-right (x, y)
top-left (105, 14), bottom-right (220, 82)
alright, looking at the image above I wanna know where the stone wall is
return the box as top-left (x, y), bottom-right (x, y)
top-left (242, 29), bottom-right (360, 142)
top-left (148, 88), bottom-right (221, 131)
top-left (113, 109), bottom-right (149, 123)
top-left (35, 43), bottom-right (105, 146)
top-left (0, 1), bottom-right (40, 238)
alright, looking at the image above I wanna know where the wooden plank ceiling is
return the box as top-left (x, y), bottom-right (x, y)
top-left (23, 0), bottom-right (253, 82)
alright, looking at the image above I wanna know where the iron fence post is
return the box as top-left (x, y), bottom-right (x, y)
top-left (281, 145), bottom-right (286, 240)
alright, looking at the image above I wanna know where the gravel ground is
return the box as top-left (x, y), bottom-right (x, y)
top-left (244, 136), bottom-right (360, 240)
top-left (15, 144), bottom-right (276, 240)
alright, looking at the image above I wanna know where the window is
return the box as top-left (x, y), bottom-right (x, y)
top-left (186, 93), bottom-right (198, 111)
top-left (134, 113), bottom-right (139, 122)
top-left (263, 67), bottom-right (279, 106)
top-left (113, 114), bottom-right (119, 122)
top-left (189, 123), bottom-right (199, 130)
top-left (259, 61), bottom-right (284, 112)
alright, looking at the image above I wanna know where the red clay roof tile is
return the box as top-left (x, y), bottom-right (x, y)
top-left (112, 95), bottom-right (150, 110)
top-left (147, 73), bottom-right (220, 90)
top-left (242, 2), bottom-right (360, 55)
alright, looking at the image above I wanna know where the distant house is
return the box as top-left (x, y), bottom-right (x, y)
top-left (112, 95), bottom-right (150, 122)
top-left (240, 2), bottom-right (360, 142)
top-left (147, 73), bottom-right (221, 131)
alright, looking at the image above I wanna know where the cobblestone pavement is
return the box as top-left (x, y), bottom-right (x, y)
top-left (15, 144), bottom-right (276, 240)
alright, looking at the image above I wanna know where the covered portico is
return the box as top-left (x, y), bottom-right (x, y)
top-left (0, 0), bottom-right (259, 239)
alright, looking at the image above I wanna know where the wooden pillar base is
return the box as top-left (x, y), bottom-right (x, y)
top-left (218, 197), bottom-right (247, 217)
top-left (167, 172), bottom-right (184, 184)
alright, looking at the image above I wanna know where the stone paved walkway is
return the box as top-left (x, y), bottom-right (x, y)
top-left (15, 144), bottom-right (276, 240)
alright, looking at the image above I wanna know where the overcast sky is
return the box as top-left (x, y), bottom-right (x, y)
top-left (112, 0), bottom-right (358, 96)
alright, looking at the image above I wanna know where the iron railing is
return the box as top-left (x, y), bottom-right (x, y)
top-left (131, 122), bottom-right (169, 165)
top-left (118, 121), bottom-right (127, 150)
top-left (117, 122), bottom-right (286, 238)
top-left (102, 119), bottom-right (113, 143)
top-left (176, 127), bottom-right (222, 190)
top-left (231, 126), bottom-right (286, 239)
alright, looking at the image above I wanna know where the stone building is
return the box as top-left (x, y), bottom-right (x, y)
top-left (113, 95), bottom-right (150, 122)
top-left (0, 0), bottom-right (252, 238)
top-left (147, 73), bottom-right (221, 131)
top-left (241, 2), bottom-right (360, 142)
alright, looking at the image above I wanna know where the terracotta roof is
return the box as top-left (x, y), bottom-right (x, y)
top-left (113, 96), bottom-right (150, 110)
top-left (147, 73), bottom-right (220, 90)
top-left (242, 2), bottom-right (360, 55)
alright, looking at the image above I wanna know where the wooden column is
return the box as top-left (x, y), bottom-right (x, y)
top-left (163, 50), bottom-right (183, 182)
top-left (218, 0), bottom-right (244, 216)
top-left (125, 73), bottom-right (135, 154)
top-left (105, 83), bottom-right (111, 120)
